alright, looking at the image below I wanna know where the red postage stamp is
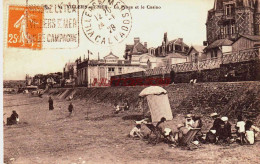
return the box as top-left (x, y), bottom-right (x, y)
top-left (7, 6), bottom-right (44, 49)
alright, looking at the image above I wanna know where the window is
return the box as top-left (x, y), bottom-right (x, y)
top-left (118, 67), bottom-right (122, 74)
top-left (225, 4), bottom-right (234, 16)
top-left (211, 49), bottom-right (218, 58)
top-left (175, 45), bottom-right (182, 51)
top-left (194, 53), bottom-right (199, 63)
top-left (108, 68), bottom-right (115, 72)
top-left (224, 25), bottom-right (228, 35)
top-left (231, 24), bottom-right (236, 34)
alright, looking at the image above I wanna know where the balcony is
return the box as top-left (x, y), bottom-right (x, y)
top-left (222, 14), bottom-right (235, 21)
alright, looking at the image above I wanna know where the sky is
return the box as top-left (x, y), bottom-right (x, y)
top-left (3, 0), bottom-right (215, 80)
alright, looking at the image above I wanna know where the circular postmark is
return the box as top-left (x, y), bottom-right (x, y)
top-left (81, 0), bottom-right (132, 46)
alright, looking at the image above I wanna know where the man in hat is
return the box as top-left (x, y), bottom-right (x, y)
top-left (210, 113), bottom-right (222, 131)
top-left (216, 116), bottom-right (232, 143)
top-left (48, 96), bottom-right (54, 110)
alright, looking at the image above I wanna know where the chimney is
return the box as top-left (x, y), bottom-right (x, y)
top-left (179, 38), bottom-right (184, 51)
top-left (134, 37), bottom-right (140, 45)
top-left (148, 48), bottom-right (151, 55)
top-left (144, 42), bottom-right (147, 48)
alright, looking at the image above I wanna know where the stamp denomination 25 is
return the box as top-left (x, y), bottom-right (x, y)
top-left (81, 0), bottom-right (132, 46)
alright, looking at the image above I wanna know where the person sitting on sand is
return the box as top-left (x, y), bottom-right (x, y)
top-left (164, 128), bottom-right (177, 144)
top-left (206, 129), bottom-right (217, 144)
top-left (7, 110), bottom-right (19, 125)
top-left (216, 117), bottom-right (232, 144)
top-left (245, 120), bottom-right (260, 145)
top-left (185, 114), bottom-right (195, 130)
top-left (176, 123), bottom-right (189, 143)
top-left (156, 117), bottom-right (167, 134)
top-left (210, 113), bottom-right (222, 132)
top-left (130, 124), bottom-right (143, 139)
top-left (124, 99), bottom-right (130, 111)
top-left (114, 103), bottom-right (122, 114)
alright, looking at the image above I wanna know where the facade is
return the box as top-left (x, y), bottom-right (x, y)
top-left (205, 0), bottom-right (260, 57)
top-left (124, 37), bottom-right (148, 60)
top-left (77, 52), bottom-right (145, 87)
top-left (206, 0), bottom-right (260, 45)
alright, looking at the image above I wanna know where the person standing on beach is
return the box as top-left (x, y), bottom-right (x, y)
top-left (68, 102), bottom-right (74, 116)
top-left (48, 96), bottom-right (54, 110)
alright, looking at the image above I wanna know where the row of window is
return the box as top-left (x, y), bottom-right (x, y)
top-left (108, 67), bottom-right (122, 74)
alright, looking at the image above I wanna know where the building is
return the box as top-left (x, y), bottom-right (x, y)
top-left (155, 33), bottom-right (189, 57)
top-left (77, 52), bottom-right (145, 87)
top-left (232, 34), bottom-right (260, 51)
top-left (206, 0), bottom-right (260, 44)
top-left (187, 45), bottom-right (207, 62)
top-left (63, 62), bottom-right (77, 84)
top-left (204, 38), bottom-right (233, 58)
top-left (124, 37), bottom-right (148, 60)
top-left (205, 0), bottom-right (260, 56)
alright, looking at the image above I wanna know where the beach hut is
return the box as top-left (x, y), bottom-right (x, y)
top-left (139, 86), bottom-right (173, 122)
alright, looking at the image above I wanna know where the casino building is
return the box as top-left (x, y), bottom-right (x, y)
top-left (76, 52), bottom-right (145, 87)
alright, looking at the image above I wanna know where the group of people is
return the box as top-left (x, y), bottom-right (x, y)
top-left (129, 113), bottom-right (260, 146)
top-left (49, 96), bottom-right (74, 116)
top-left (207, 113), bottom-right (260, 145)
top-left (114, 99), bottom-right (130, 114)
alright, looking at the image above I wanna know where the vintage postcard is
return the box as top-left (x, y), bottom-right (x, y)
top-left (2, 0), bottom-right (260, 163)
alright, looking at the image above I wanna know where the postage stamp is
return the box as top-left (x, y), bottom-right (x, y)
top-left (6, 0), bottom-right (79, 49)
top-left (7, 6), bottom-right (44, 50)
top-left (81, 0), bottom-right (132, 46)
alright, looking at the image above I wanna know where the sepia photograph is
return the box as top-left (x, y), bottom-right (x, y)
top-left (2, 0), bottom-right (260, 163)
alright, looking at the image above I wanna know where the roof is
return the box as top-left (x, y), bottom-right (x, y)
top-left (187, 45), bottom-right (206, 55)
top-left (103, 52), bottom-right (119, 59)
top-left (205, 39), bottom-right (233, 50)
top-left (139, 86), bottom-right (167, 97)
top-left (168, 38), bottom-right (189, 47)
top-left (125, 41), bottom-right (148, 55)
top-left (166, 53), bottom-right (187, 59)
top-left (239, 35), bottom-right (260, 42)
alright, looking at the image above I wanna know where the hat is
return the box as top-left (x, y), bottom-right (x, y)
top-left (210, 130), bottom-right (216, 134)
top-left (177, 124), bottom-right (183, 129)
top-left (210, 113), bottom-right (218, 117)
top-left (164, 128), bottom-right (172, 136)
top-left (135, 120), bottom-right (142, 125)
top-left (185, 114), bottom-right (194, 118)
top-left (221, 116), bottom-right (228, 122)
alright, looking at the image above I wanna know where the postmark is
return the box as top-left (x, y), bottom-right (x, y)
top-left (81, 0), bottom-right (132, 46)
top-left (7, 6), bottom-right (44, 50)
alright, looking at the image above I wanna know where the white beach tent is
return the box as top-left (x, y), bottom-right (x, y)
top-left (139, 86), bottom-right (173, 122)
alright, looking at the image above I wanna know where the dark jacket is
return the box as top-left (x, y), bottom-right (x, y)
top-left (68, 104), bottom-right (73, 112)
top-left (49, 98), bottom-right (54, 110)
